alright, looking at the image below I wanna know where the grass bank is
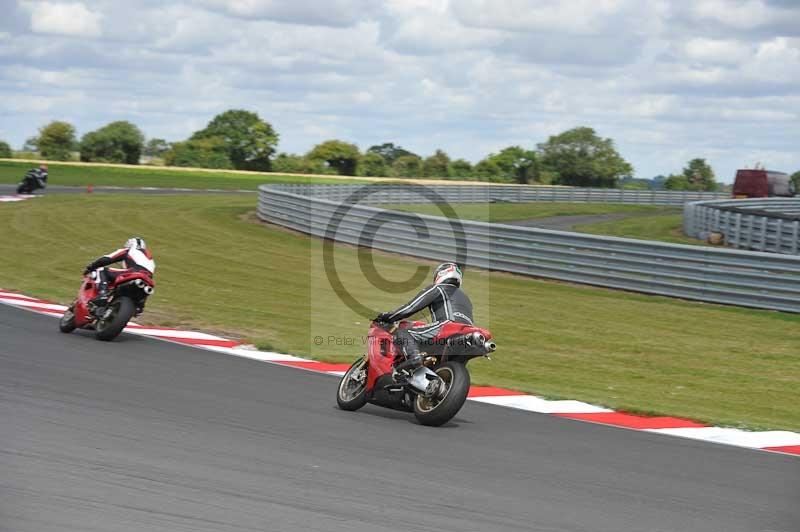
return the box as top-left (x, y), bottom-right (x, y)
top-left (0, 160), bottom-right (363, 189)
top-left (387, 202), bottom-right (708, 245)
top-left (575, 214), bottom-right (705, 245)
top-left (1, 194), bottom-right (797, 431)
top-left (386, 202), bottom-right (676, 223)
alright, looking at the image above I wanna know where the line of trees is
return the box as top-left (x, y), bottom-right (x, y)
top-left (1, 109), bottom-right (748, 191)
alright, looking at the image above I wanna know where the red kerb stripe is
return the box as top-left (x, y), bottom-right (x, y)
top-left (154, 336), bottom-right (240, 348)
top-left (763, 445), bottom-right (800, 456)
top-left (468, 386), bottom-right (525, 398)
top-left (276, 361), bottom-right (352, 373)
top-left (553, 412), bottom-right (708, 429)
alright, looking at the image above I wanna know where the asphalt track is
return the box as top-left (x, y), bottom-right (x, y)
top-left (2, 305), bottom-right (798, 531)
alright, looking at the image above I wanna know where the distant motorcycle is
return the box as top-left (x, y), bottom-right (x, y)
top-left (336, 319), bottom-right (496, 426)
top-left (59, 269), bottom-right (155, 341)
top-left (16, 172), bottom-right (47, 194)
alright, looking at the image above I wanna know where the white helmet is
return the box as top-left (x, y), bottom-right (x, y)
top-left (433, 262), bottom-right (462, 287)
top-left (125, 237), bottom-right (146, 250)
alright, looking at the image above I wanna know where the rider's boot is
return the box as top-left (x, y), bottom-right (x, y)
top-left (392, 346), bottom-right (423, 383)
top-left (88, 282), bottom-right (110, 312)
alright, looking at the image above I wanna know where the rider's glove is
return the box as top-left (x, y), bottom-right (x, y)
top-left (375, 312), bottom-right (393, 323)
top-left (83, 265), bottom-right (93, 275)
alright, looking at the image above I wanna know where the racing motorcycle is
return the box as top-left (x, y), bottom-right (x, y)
top-left (336, 319), bottom-right (496, 426)
top-left (16, 173), bottom-right (47, 194)
top-left (59, 268), bottom-right (155, 341)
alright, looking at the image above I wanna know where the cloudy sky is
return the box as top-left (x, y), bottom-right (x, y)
top-left (1, 0), bottom-right (799, 181)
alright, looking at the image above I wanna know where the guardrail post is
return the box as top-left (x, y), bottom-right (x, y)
top-left (734, 213), bottom-right (742, 248)
top-left (793, 221), bottom-right (799, 255)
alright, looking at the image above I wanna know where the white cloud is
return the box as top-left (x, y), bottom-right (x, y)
top-left (1, 0), bottom-right (799, 180)
top-left (26, 1), bottom-right (102, 38)
top-left (684, 38), bottom-right (753, 65)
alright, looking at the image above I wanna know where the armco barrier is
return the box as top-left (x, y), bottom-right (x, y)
top-left (258, 184), bottom-right (800, 313)
top-left (270, 183), bottom-right (727, 205)
top-left (684, 198), bottom-right (800, 255)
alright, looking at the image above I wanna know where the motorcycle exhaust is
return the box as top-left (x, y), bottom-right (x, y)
top-left (484, 341), bottom-right (497, 352)
top-left (470, 332), bottom-right (485, 346)
top-left (143, 286), bottom-right (154, 295)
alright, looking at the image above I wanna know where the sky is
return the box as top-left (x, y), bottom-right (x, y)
top-left (1, 0), bottom-right (799, 182)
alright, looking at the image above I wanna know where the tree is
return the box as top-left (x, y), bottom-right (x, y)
top-left (650, 174), bottom-right (668, 190)
top-left (682, 158), bottom-right (717, 191)
top-left (664, 174), bottom-right (690, 190)
top-left (144, 138), bottom-right (170, 157)
top-left (367, 143), bottom-right (416, 165)
top-left (0, 140), bottom-right (11, 158)
top-left (307, 140), bottom-right (360, 175)
top-left (358, 152), bottom-right (388, 177)
top-left (472, 159), bottom-right (503, 181)
top-left (391, 154), bottom-right (422, 178)
top-left (537, 127), bottom-right (633, 187)
top-left (486, 146), bottom-right (538, 184)
top-left (164, 137), bottom-right (232, 169)
top-left (30, 121), bottom-right (77, 160)
top-left (791, 171), bottom-right (800, 193)
top-left (447, 159), bottom-right (473, 179)
top-left (271, 153), bottom-right (332, 174)
top-left (422, 149), bottom-right (450, 178)
top-left (80, 121), bottom-right (145, 164)
top-left (191, 109), bottom-right (278, 171)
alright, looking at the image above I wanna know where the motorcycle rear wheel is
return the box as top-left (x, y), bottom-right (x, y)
top-left (413, 362), bottom-right (470, 427)
top-left (58, 306), bottom-right (76, 333)
top-left (337, 357), bottom-right (368, 411)
top-left (94, 296), bottom-right (135, 341)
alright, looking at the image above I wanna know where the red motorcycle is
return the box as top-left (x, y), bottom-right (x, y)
top-left (59, 269), bottom-right (155, 341)
top-left (337, 320), bottom-right (496, 426)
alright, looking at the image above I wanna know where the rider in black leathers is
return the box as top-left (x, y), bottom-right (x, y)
top-left (376, 262), bottom-right (473, 373)
top-left (19, 164), bottom-right (48, 193)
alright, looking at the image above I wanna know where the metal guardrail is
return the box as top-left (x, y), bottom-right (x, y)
top-left (273, 183), bottom-right (727, 205)
top-left (684, 199), bottom-right (800, 255)
top-left (258, 184), bottom-right (800, 313)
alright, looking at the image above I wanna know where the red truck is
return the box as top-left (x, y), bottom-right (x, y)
top-left (732, 169), bottom-right (796, 198)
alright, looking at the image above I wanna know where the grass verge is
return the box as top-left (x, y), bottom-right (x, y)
top-left (1, 194), bottom-right (798, 431)
top-left (385, 202), bottom-right (677, 223)
top-left (388, 202), bottom-right (709, 245)
top-left (575, 214), bottom-right (707, 245)
top-left (0, 160), bottom-right (363, 189)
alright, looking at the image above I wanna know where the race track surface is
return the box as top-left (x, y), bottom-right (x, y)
top-left (1, 305), bottom-right (798, 532)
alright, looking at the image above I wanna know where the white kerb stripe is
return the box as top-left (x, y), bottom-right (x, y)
top-left (645, 427), bottom-right (800, 449)
top-left (0, 298), bottom-right (68, 311)
top-left (469, 395), bottom-right (614, 414)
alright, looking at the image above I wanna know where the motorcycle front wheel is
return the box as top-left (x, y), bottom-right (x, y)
top-left (94, 296), bottom-right (135, 341)
top-left (58, 305), bottom-right (77, 333)
top-left (413, 362), bottom-right (470, 427)
top-left (336, 357), bottom-right (368, 411)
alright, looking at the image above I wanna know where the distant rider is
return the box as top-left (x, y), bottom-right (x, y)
top-left (84, 237), bottom-right (155, 308)
top-left (23, 163), bottom-right (48, 190)
top-left (376, 262), bottom-right (473, 378)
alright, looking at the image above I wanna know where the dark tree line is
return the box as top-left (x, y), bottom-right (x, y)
top-left (3, 110), bottom-right (743, 190)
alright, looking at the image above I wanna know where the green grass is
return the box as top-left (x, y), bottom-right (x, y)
top-left (575, 214), bottom-right (707, 245)
top-left (1, 194), bottom-right (798, 431)
top-left (386, 202), bottom-right (676, 223)
top-left (0, 160), bottom-right (362, 189)
top-left (388, 202), bottom-right (710, 245)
